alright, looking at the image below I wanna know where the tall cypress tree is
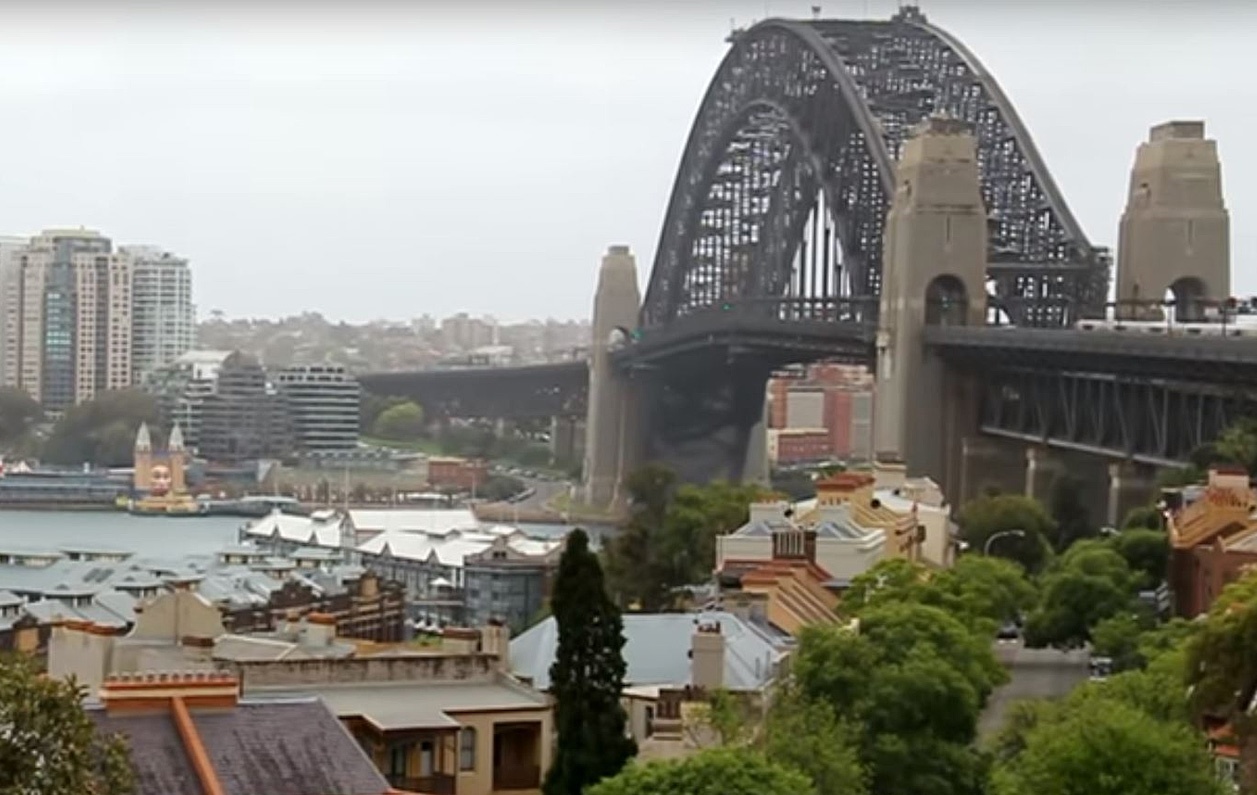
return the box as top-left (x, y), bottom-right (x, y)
top-left (543, 528), bottom-right (637, 795)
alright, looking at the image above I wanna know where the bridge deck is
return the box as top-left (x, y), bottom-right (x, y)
top-left (926, 326), bottom-right (1257, 383)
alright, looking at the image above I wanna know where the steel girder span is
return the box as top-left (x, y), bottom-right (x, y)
top-left (358, 362), bottom-right (588, 420)
top-left (978, 369), bottom-right (1257, 467)
top-left (638, 6), bottom-right (1107, 337)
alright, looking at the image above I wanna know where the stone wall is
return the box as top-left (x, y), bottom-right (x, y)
top-left (224, 652), bottom-right (498, 688)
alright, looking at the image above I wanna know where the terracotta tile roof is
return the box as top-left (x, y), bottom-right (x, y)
top-left (87, 672), bottom-right (396, 795)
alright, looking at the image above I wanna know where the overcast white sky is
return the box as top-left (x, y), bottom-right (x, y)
top-left (0, 1), bottom-right (1249, 323)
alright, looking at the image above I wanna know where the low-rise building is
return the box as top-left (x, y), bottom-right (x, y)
top-left (0, 543), bottom-right (406, 661)
top-left (429, 457), bottom-right (489, 492)
top-left (1167, 465), bottom-right (1257, 617)
top-left (356, 526), bottom-right (562, 631)
top-left (767, 427), bottom-right (833, 465)
top-left (716, 500), bottom-right (886, 587)
top-left (511, 609), bottom-right (789, 755)
top-left (240, 645), bottom-right (552, 795)
top-left (52, 586), bottom-right (554, 795)
top-left (88, 672), bottom-right (398, 795)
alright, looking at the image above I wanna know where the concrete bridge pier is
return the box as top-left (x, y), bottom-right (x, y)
top-left (743, 398), bottom-right (770, 487)
top-left (1107, 462), bottom-right (1159, 528)
top-left (582, 245), bottom-right (642, 512)
top-left (549, 416), bottom-right (584, 469)
top-left (872, 116), bottom-right (988, 489)
top-left (1024, 446), bottom-right (1066, 503)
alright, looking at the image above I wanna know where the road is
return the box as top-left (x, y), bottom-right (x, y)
top-left (475, 475), bottom-right (571, 524)
top-left (979, 641), bottom-right (1091, 738)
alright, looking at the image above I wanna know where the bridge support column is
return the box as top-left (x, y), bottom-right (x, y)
top-left (958, 436), bottom-right (1024, 505)
top-left (1116, 121), bottom-right (1229, 319)
top-left (742, 395), bottom-right (770, 487)
top-left (1107, 462), bottom-right (1159, 529)
top-left (582, 245), bottom-right (642, 511)
top-left (1024, 446), bottom-right (1065, 503)
top-left (549, 416), bottom-right (583, 469)
top-left (872, 116), bottom-right (987, 490)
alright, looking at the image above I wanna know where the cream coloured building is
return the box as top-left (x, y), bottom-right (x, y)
top-left (2, 229), bottom-right (132, 408)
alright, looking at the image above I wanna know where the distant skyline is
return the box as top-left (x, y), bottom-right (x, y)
top-left (0, 1), bottom-right (1250, 323)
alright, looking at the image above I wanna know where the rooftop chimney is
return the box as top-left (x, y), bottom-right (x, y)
top-left (299, 613), bottom-right (337, 648)
top-left (480, 620), bottom-right (511, 673)
top-left (690, 621), bottom-right (725, 690)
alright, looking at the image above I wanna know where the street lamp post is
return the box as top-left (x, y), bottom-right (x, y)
top-left (984, 529), bottom-right (1026, 556)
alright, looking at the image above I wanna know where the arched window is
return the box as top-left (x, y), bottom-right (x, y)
top-left (459, 726), bottom-right (477, 771)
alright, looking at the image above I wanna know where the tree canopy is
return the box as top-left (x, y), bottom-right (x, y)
top-left (0, 655), bottom-right (134, 795)
top-left (370, 400), bottom-right (424, 441)
top-left (844, 556), bottom-right (1037, 636)
top-left (956, 493), bottom-right (1056, 572)
top-left (0, 387), bottom-right (42, 451)
top-left (791, 601), bottom-right (1005, 794)
top-left (604, 464), bottom-right (767, 610)
top-left (990, 697), bottom-right (1224, 795)
top-left (1046, 473), bottom-right (1093, 550)
top-left (42, 389), bottom-right (162, 467)
top-left (543, 529), bottom-right (636, 795)
top-left (1185, 574), bottom-right (1257, 722)
top-left (587, 748), bottom-right (815, 795)
top-left (1022, 540), bottom-right (1137, 649)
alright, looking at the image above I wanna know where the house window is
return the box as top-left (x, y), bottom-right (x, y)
top-left (459, 727), bottom-right (477, 771)
top-left (389, 745), bottom-right (408, 778)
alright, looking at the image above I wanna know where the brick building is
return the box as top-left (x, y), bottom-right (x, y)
top-left (1166, 465), bottom-right (1257, 617)
top-left (765, 363), bottom-right (873, 464)
top-left (428, 456), bottom-right (488, 492)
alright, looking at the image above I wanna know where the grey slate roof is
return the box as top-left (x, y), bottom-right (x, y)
top-left (192, 699), bottom-right (391, 795)
top-left (89, 697), bottom-right (391, 795)
top-left (510, 610), bottom-right (789, 691)
top-left (0, 546), bottom-right (363, 629)
top-left (88, 711), bottom-right (204, 795)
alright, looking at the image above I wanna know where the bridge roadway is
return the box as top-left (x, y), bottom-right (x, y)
top-left (924, 326), bottom-right (1257, 383)
top-left (360, 325), bottom-right (1257, 464)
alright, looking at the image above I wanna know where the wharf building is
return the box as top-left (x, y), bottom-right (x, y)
top-left (241, 507), bottom-right (564, 633)
top-left (0, 542), bottom-right (405, 662)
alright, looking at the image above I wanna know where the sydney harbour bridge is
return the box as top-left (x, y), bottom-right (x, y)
top-left (362, 7), bottom-right (1246, 514)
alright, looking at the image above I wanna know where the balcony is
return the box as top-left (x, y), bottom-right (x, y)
top-left (388, 772), bottom-right (456, 794)
top-left (492, 763), bottom-right (541, 791)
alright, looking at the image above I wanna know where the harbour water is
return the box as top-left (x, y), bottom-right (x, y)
top-left (0, 510), bottom-right (595, 560)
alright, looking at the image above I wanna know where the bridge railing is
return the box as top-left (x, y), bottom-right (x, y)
top-left (985, 297), bottom-right (1254, 330)
top-left (632, 297), bottom-right (881, 344)
top-left (670, 296), bottom-right (881, 324)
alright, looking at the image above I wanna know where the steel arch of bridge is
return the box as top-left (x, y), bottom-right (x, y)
top-left (641, 7), bottom-right (1108, 332)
